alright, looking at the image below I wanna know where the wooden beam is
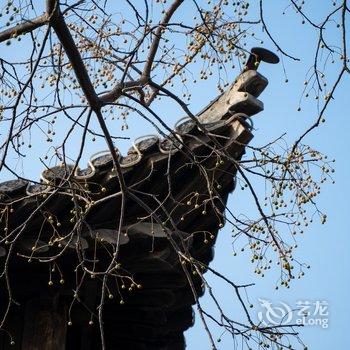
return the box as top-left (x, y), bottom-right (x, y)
top-left (197, 70), bottom-right (267, 123)
top-left (21, 296), bottom-right (67, 350)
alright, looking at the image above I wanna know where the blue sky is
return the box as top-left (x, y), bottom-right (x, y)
top-left (0, 1), bottom-right (348, 349)
top-left (185, 2), bottom-right (349, 349)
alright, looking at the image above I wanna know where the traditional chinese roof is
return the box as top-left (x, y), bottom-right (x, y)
top-left (0, 69), bottom-right (268, 349)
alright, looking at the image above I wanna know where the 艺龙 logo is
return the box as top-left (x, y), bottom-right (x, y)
top-left (257, 299), bottom-right (329, 328)
top-left (257, 298), bottom-right (293, 325)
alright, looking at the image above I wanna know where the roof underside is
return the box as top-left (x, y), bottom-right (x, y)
top-left (0, 69), bottom-right (268, 350)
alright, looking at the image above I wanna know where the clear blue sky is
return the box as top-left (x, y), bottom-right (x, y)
top-left (184, 2), bottom-right (350, 349)
top-left (1, 1), bottom-right (348, 349)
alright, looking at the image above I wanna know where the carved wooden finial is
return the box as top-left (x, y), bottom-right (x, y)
top-left (245, 47), bottom-right (280, 71)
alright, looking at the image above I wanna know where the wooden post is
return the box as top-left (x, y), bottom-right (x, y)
top-left (21, 296), bottom-right (67, 350)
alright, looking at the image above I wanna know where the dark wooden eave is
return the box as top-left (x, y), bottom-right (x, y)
top-left (0, 69), bottom-right (268, 350)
